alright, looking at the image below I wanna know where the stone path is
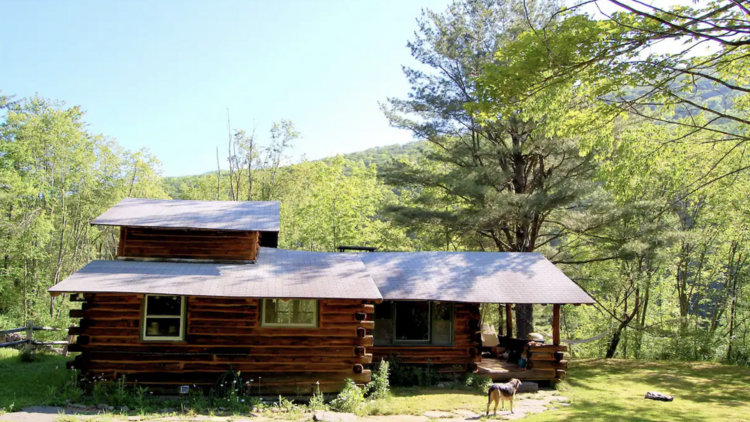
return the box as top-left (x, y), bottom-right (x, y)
top-left (0, 392), bottom-right (568, 422)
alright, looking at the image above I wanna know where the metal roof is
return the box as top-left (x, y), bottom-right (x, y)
top-left (359, 252), bottom-right (594, 304)
top-left (91, 198), bottom-right (280, 232)
top-left (49, 247), bottom-right (381, 300)
top-left (49, 248), bottom-right (592, 304)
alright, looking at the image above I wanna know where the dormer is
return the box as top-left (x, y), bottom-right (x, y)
top-left (91, 198), bottom-right (280, 262)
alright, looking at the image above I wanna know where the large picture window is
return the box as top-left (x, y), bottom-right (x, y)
top-left (262, 299), bottom-right (318, 327)
top-left (142, 295), bottom-right (186, 341)
top-left (374, 301), bottom-right (453, 346)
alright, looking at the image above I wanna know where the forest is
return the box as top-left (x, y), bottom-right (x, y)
top-left (1, 0), bottom-right (749, 368)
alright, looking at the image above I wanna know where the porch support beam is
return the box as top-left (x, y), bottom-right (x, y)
top-left (553, 304), bottom-right (561, 346)
top-left (505, 304), bottom-right (513, 338)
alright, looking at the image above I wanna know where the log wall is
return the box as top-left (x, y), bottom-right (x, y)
top-left (369, 302), bottom-right (481, 373)
top-left (68, 294), bottom-right (373, 394)
top-left (117, 227), bottom-right (260, 261)
top-left (526, 344), bottom-right (568, 381)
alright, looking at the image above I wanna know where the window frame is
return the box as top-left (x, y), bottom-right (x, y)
top-left (141, 295), bottom-right (186, 342)
top-left (261, 298), bottom-right (319, 328)
top-left (374, 301), bottom-right (455, 346)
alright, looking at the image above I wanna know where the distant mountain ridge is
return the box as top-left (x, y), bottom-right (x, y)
top-left (161, 140), bottom-right (426, 198)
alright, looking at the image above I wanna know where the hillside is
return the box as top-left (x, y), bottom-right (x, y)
top-left (162, 140), bottom-right (426, 199)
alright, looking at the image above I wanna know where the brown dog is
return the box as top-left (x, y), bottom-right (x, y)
top-left (486, 378), bottom-right (522, 416)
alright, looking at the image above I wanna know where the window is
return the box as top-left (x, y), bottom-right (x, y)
top-left (395, 301), bottom-right (430, 342)
top-left (262, 299), bottom-right (318, 327)
top-left (373, 301), bottom-right (394, 345)
top-left (373, 301), bottom-right (453, 346)
top-left (142, 295), bottom-right (185, 341)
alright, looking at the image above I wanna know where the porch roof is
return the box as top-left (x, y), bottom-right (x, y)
top-left (48, 247), bottom-right (382, 300)
top-left (91, 198), bottom-right (280, 232)
top-left (360, 252), bottom-right (594, 305)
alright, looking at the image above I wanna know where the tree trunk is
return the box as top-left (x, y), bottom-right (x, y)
top-left (606, 321), bottom-right (627, 358)
top-left (515, 305), bottom-right (533, 339)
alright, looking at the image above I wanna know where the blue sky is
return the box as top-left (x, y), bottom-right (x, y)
top-left (1, 0), bottom-right (451, 176)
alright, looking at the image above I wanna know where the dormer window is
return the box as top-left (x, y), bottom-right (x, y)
top-left (142, 295), bottom-right (186, 341)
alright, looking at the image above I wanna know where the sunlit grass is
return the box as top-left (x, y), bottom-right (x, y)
top-left (1, 351), bottom-right (748, 421)
top-left (0, 349), bottom-right (71, 412)
top-left (524, 359), bottom-right (750, 422)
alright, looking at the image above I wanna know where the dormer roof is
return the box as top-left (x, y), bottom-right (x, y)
top-left (91, 198), bottom-right (280, 232)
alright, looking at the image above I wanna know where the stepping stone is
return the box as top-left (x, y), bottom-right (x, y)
top-left (516, 382), bottom-right (538, 393)
top-left (313, 411), bottom-right (357, 421)
top-left (423, 411), bottom-right (453, 418)
top-left (451, 409), bottom-right (480, 418)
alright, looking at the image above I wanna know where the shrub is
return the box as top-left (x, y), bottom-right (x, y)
top-left (330, 379), bottom-right (364, 414)
top-left (308, 382), bottom-right (327, 411)
top-left (464, 373), bottom-right (493, 393)
top-left (390, 361), bottom-right (439, 387)
top-left (366, 360), bottom-right (390, 400)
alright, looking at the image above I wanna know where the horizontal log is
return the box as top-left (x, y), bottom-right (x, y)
top-left (81, 361), bottom-right (359, 373)
top-left (527, 351), bottom-right (565, 362)
top-left (70, 310), bottom-right (140, 320)
top-left (187, 306), bottom-right (257, 314)
top-left (188, 319), bottom-right (259, 328)
top-left (189, 311), bottom-right (258, 320)
top-left (370, 346), bottom-right (472, 352)
top-left (80, 319), bottom-right (139, 329)
top-left (321, 321), bottom-right (374, 330)
top-left (371, 349), bottom-right (471, 357)
top-left (69, 327), bottom-right (139, 337)
top-left (555, 369), bottom-right (566, 379)
top-left (321, 304), bottom-right (374, 314)
top-left (82, 303), bottom-right (141, 311)
top-left (321, 300), bottom-right (365, 306)
top-left (86, 352), bottom-right (373, 365)
top-left (186, 327), bottom-right (358, 337)
top-left (85, 335), bottom-right (373, 347)
top-left (70, 345), bottom-right (365, 355)
top-left (527, 360), bottom-right (568, 370)
top-left (188, 297), bottom-right (258, 306)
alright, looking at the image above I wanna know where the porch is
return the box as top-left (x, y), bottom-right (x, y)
top-left (475, 303), bottom-right (568, 383)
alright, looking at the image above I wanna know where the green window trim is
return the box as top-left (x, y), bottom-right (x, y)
top-left (261, 299), bottom-right (319, 328)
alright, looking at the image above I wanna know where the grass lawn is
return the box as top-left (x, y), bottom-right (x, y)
top-left (0, 349), bottom-right (72, 412)
top-left (1, 349), bottom-right (749, 422)
top-left (378, 359), bottom-right (750, 422)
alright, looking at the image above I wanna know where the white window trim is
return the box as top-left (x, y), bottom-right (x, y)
top-left (261, 299), bottom-right (318, 328)
top-left (141, 295), bottom-right (186, 341)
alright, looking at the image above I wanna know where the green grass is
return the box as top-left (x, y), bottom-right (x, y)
top-left (524, 359), bottom-right (750, 422)
top-left (0, 349), bottom-right (73, 412)
top-left (374, 359), bottom-right (750, 422)
top-left (1, 351), bottom-right (749, 422)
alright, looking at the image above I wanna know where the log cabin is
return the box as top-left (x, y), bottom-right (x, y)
top-left (49, 198), bottom-right (594, 394)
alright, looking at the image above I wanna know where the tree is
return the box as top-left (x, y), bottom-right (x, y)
top-left (381, 0), bottom-right (613, 337)
top-left (0, 95), bottom-right (168, 327)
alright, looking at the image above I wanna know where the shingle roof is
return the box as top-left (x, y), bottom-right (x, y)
top-left (359, 252), bottom-right (594, 304)
top-left (49, 247), bottom-right (592, 304)
top-left (91, 198), bottom-right (280, 232)
top-left (49, 247), bottom-right (381, 300)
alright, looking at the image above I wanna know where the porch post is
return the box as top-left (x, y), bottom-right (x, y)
top-left (505, 304), bottom-right (513, 338)
top-left (553, 304), bottom-right (561, 346)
